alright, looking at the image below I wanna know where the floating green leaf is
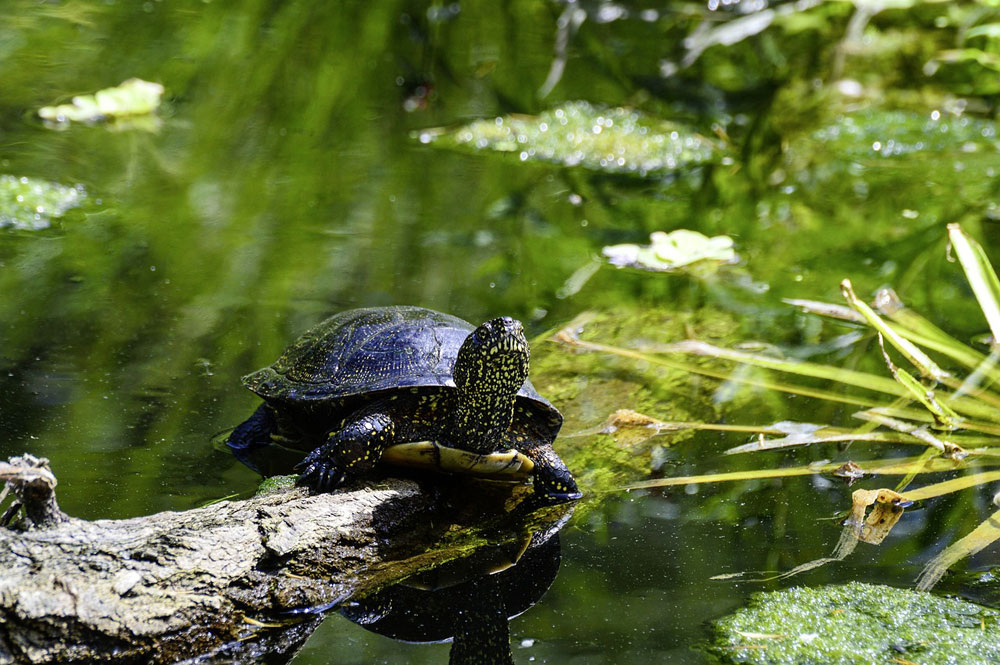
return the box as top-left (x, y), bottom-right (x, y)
top-left (38, 78), bottom-right (164, 125)
top-left (603, 230), bottom-right (737, 272)
top-left (415, 101), bottom-right (723, 175)
top-left (0, 175), bottom-right (86, 230)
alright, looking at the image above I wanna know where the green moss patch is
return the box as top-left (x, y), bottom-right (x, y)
top-left (255, 474), bottom-right (299, 496)
top-left (710, 582), bottom-right (1000, 665)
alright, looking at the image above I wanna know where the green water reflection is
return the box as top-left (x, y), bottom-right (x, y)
top-left (2, 1), bottom-right (999, 662)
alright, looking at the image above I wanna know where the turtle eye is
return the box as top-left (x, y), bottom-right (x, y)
top-left (478, 322), bottom-right (494, 339)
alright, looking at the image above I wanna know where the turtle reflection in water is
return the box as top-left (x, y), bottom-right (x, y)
top-left (227, 306), bottom-right (581, 501)
top-left (342, 529), bottom-right (563, 664)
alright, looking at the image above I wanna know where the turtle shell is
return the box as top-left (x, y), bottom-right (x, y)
top-left (243, 306), bottom-right (562, 435)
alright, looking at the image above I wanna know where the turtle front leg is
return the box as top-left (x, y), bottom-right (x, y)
top-left (296, 412), bottom-right (396, 491)
top-left (522, 445), bottom-right (582, 502)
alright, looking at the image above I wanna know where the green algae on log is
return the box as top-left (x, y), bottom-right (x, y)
top-left (710, 582), bottom-right (1000, 665)
top-left (416, 101), bottom-right (724, 175)
top-left (0, 175), bottom-right (86, 230)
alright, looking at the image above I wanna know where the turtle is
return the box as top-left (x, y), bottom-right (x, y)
top-left (226, 306), bottom-right (580, 501)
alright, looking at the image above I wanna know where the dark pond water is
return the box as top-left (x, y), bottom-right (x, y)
top-left (2, 1), bottom-right (1000, 663)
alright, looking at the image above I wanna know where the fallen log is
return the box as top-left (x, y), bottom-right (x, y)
top-left (0, 454), bottom-right (565, 664)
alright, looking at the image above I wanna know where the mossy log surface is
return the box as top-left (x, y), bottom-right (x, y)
top-left (0, 455), bottom-right (527, 665)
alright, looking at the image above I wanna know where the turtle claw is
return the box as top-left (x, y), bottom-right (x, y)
top-left (321, 467), bottom-right (347, 491)
top-left (295, 449), bottom-right (348, 492)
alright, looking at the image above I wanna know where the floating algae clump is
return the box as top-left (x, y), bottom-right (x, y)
top-left (710, 582), bottom-right (1000, 665)
top-left (603, 229), bottom-right (737, 273)
top-left (417, 101), bottom-right (723, 175)
top-left (811, 109), bottom-right (999, 159)
top-left (0, 175), bottom-right (86, 230)
top-left (38, 78), bottom-right (164, 125)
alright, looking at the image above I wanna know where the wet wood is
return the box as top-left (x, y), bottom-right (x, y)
top-left (0, 455), bottom-right (531, 665)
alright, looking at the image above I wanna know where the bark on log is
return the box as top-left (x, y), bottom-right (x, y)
top-left (0, 455), bottom-right (557, 664)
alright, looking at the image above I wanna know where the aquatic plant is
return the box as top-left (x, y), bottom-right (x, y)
top-left (556, 224), bottom-right (1000, 589)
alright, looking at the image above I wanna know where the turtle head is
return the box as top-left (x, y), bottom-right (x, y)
top-left (449, 317), bottom-right (530, 452)
top-left (454, 317), bottom-right (530, 398)
top-left (244, 367), bottom-right (285, 399)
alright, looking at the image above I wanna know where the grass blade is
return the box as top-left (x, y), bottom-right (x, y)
top-left (903, 470), bottom-right (1000, 501)
top-left (791, 291), bottom-right (1000, 387)
top-left (665, 339), bottom-right (906, 396)
top-left (875, 289), bottom-right (992, 373)
top-left (725, 428), bottom-right (957, 455)
top-left (876, 333), bottom-right (963, 431)
top-left (853, 410), bottom-right (966, 458)
top-left (948, 223), bottom-right (1000, 343)
top-left (551, 333), bottom-right (887, 408)
top-left (622, 455), bottom-right (969, 491)
top-left (916, 507), bottom-right (1000, 590)
top-left (841, 279), bottom-right (949, 381)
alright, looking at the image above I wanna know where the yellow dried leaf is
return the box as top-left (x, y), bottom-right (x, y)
top-left (847, 488), bottom-right (910, 545)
